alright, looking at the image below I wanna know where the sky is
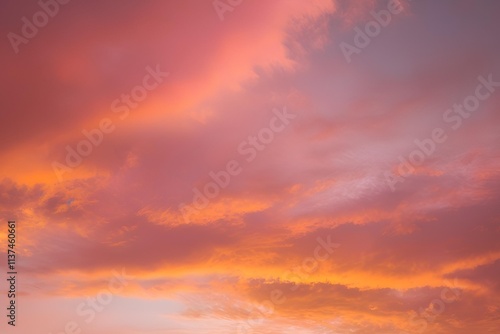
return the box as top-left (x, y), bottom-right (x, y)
top-left (0, 0), bottom-right (500, 333)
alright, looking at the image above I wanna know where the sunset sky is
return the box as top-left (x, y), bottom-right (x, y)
top-left (1, 0), bottom-right (500, 333)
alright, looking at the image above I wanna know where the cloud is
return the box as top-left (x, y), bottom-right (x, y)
top-left (1, 0), bottom-right (500, 333)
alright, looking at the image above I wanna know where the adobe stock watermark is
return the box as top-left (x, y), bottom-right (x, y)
top-left (178, 106), bottom-right (296, 223)
top-left (213, 0), bottom-right (243, 21)
top-left (7, 0), bottom-right (71, 54)
top-left (403, 279), bottom-right (462, 334)
top-left (236, 235), bottom-right (340, 334)
top-left (339, 0), bottom-right (410, 63)
top-left (51, 64), bottom-right (169, 182)
top-left (385, 73), bottom-right (500, 191)
top-left (49, 268), bottom-right (129, 334)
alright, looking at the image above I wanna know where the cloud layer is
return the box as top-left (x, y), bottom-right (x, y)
top-left (1, 0), bottom-right (499, 333)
